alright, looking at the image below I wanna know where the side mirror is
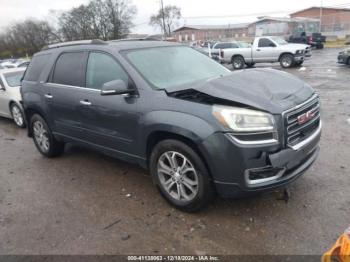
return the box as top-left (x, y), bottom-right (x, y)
top-left (100, 79), bottom-right (134, 96)
top-left (269, 43), bottom-right (276, 47)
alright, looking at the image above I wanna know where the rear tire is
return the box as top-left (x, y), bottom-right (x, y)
top-left (232, 56), bottom-right (245, 70)
top-left (150, 139), bottom-right (214, 212)
top-left (280, 54), bottom-right (295, 68)
top-left (347, 57), bottom-right (350, 66)
top-left (30, 114), bottom-right (65, 158)
top-left (10, 103), bottom-right (26, 128)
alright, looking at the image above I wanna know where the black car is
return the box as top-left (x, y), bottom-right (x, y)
top-left (21, 40), bottom-right (322, 212)
top-left (289, 32), bottom-right (326, 49)
top-left (338, 48), bottom-right (350, 65)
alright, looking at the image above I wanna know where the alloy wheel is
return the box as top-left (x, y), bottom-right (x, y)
top-left (157, 151), bottom-right (199, 202)
top-left (281, 56), bottom-right (292, 68)
top-left (11, 105), bottom-right (24, 127)
top-left (33, 121), bottom-right (50, 153)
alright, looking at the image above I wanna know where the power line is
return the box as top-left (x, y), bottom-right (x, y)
top-left (131, 3), bottom-right (350, 28)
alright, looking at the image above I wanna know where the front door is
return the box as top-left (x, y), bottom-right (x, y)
top-left (253, 38), bottom-right (279, 62)
top-left (77, 51), bottom-right (140, 157)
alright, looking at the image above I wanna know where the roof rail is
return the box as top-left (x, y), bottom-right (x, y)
top-left (110, 37), bottom-right (162, 42)
top-left (42, 39), bottom-right (107, 50)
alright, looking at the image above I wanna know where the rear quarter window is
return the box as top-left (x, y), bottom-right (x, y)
top-left (23, 53), bottom-right (51, 82)
top-left (52, 52), bottom-right (86, 87)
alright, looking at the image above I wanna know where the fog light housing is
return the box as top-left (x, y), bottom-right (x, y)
top-left (245, 167), bottom-right (285, 185)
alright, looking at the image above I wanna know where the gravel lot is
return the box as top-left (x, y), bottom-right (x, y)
top-left (0, 48), bottom-right (349, 255)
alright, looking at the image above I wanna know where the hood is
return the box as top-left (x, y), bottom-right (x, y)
top-left (286, 43), bottom-right (310, 50)
top-left (166, 68), bottom-right (315, 114)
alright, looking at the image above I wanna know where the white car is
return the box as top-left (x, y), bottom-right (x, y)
top-left (0, 68), bottom-right (26, 127)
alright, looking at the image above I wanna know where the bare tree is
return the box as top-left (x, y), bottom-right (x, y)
top-left (0, 0), bottom-right (137, 58)
top-left (0, 19), bottom-right (59, 58)
top-left (57, 0), bottom-right (137, 41)
top-left (150, 5), bottom-right (181, 36)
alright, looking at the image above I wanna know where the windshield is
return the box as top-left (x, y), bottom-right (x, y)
top-left (4, 71), bottom-right (25, 87)
top-left (271, 37), bottom-right (288, 45)
top-left (126, 46), bottom-right (230, 90)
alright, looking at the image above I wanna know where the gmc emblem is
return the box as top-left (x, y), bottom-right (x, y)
top-left (297, 110), bottom-right (315, 125)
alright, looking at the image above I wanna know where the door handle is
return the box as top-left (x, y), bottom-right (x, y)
top-left (256, 49), bottom-right (261, 51)
top-left (80, 100), bottom-right (92, 106)
top-left (45, 94), bottom-right (53, 99)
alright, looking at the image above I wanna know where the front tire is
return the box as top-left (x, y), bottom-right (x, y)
top-left (280, 54), bottom-right (295, 68)
top-left (232, 56), bottom-right (245, 70)
top-left (150, 139), bottom-right (214, 212)
top-left (10, 103), bottom-right (26, 128)
top-left (30, 114), bottom-right (65, 157)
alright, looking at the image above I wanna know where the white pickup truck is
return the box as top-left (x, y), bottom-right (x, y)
top-left (220, 36), bottom-right (311, 69)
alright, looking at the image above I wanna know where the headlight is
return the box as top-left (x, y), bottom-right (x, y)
top-left (212, 105), bottom-right (276, 132)
top-left (296, 50), bottom-right (304, 55)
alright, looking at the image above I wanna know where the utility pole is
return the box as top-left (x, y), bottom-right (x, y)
top-left (319, 0), bottom-right (323, 33)
top-left (160, 0), bottom-right (167, 38)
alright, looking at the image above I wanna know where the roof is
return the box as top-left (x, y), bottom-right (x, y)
top-left (249, 16), bottom-right (320, 25)
top-left (38, 40), bottom-right (180, 55)
top-left (107, 40), bottom-right (179, 50)
top-left (173, 23), bottom-right (249, 32)
top-left (290, 6), bottom-right (350, 15)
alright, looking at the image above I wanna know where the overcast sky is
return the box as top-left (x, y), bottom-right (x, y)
top-left (0, 0), bottom-right (349, 34)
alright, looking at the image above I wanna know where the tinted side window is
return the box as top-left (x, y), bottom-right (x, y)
top-left (258, 38), bottom-right (275, 47)
top-left (23, 54), bottom-right (51, 82)
top-left (86, 52), bottom-right (128, 90)
top-left (52, 52), bottom-right (86, 87)
top-left (231, 43), bottom-right (238, 48)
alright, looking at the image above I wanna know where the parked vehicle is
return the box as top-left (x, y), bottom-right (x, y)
top-left (0, 61), bottom-right (16, 69)
top-left (21, 40), bottom-right (321, 212)
top-left (14, 59), bottom-right (31, 68)
top-left (338, 48), bottom-right (350, 66)
top-left (0, 68), bottom-right (26, 127)
top-left (289, 32), bottom-right (326, 49)
top-left (0, 59), bottom-right (30, 69)
top-left (220, 36), bottom-right (312, 69)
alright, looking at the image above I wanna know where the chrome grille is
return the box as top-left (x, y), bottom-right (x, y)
top-left (284, 96), bottom-right (321, 146)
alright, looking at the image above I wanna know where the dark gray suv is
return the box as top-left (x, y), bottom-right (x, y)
top-left (21, 40), bottom-right (321, 212)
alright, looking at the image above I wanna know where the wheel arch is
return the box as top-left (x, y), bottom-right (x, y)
top-left (145, 130), bottom-right (214, 180)
top-left (24, 107), bottom-right (48, 137)
top-left (278, 52), bottom-right (294, 61)
top-left (231, 54), bottom-right (245, 63)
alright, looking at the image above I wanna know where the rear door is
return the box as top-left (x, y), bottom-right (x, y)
top-left (45, 51), bottom-right (88, 139)
top-left (77, 51), bottom-right (140, 157)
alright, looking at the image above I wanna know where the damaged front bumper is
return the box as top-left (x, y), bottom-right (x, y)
top-left (201, 122), bottom-right (321, 198)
